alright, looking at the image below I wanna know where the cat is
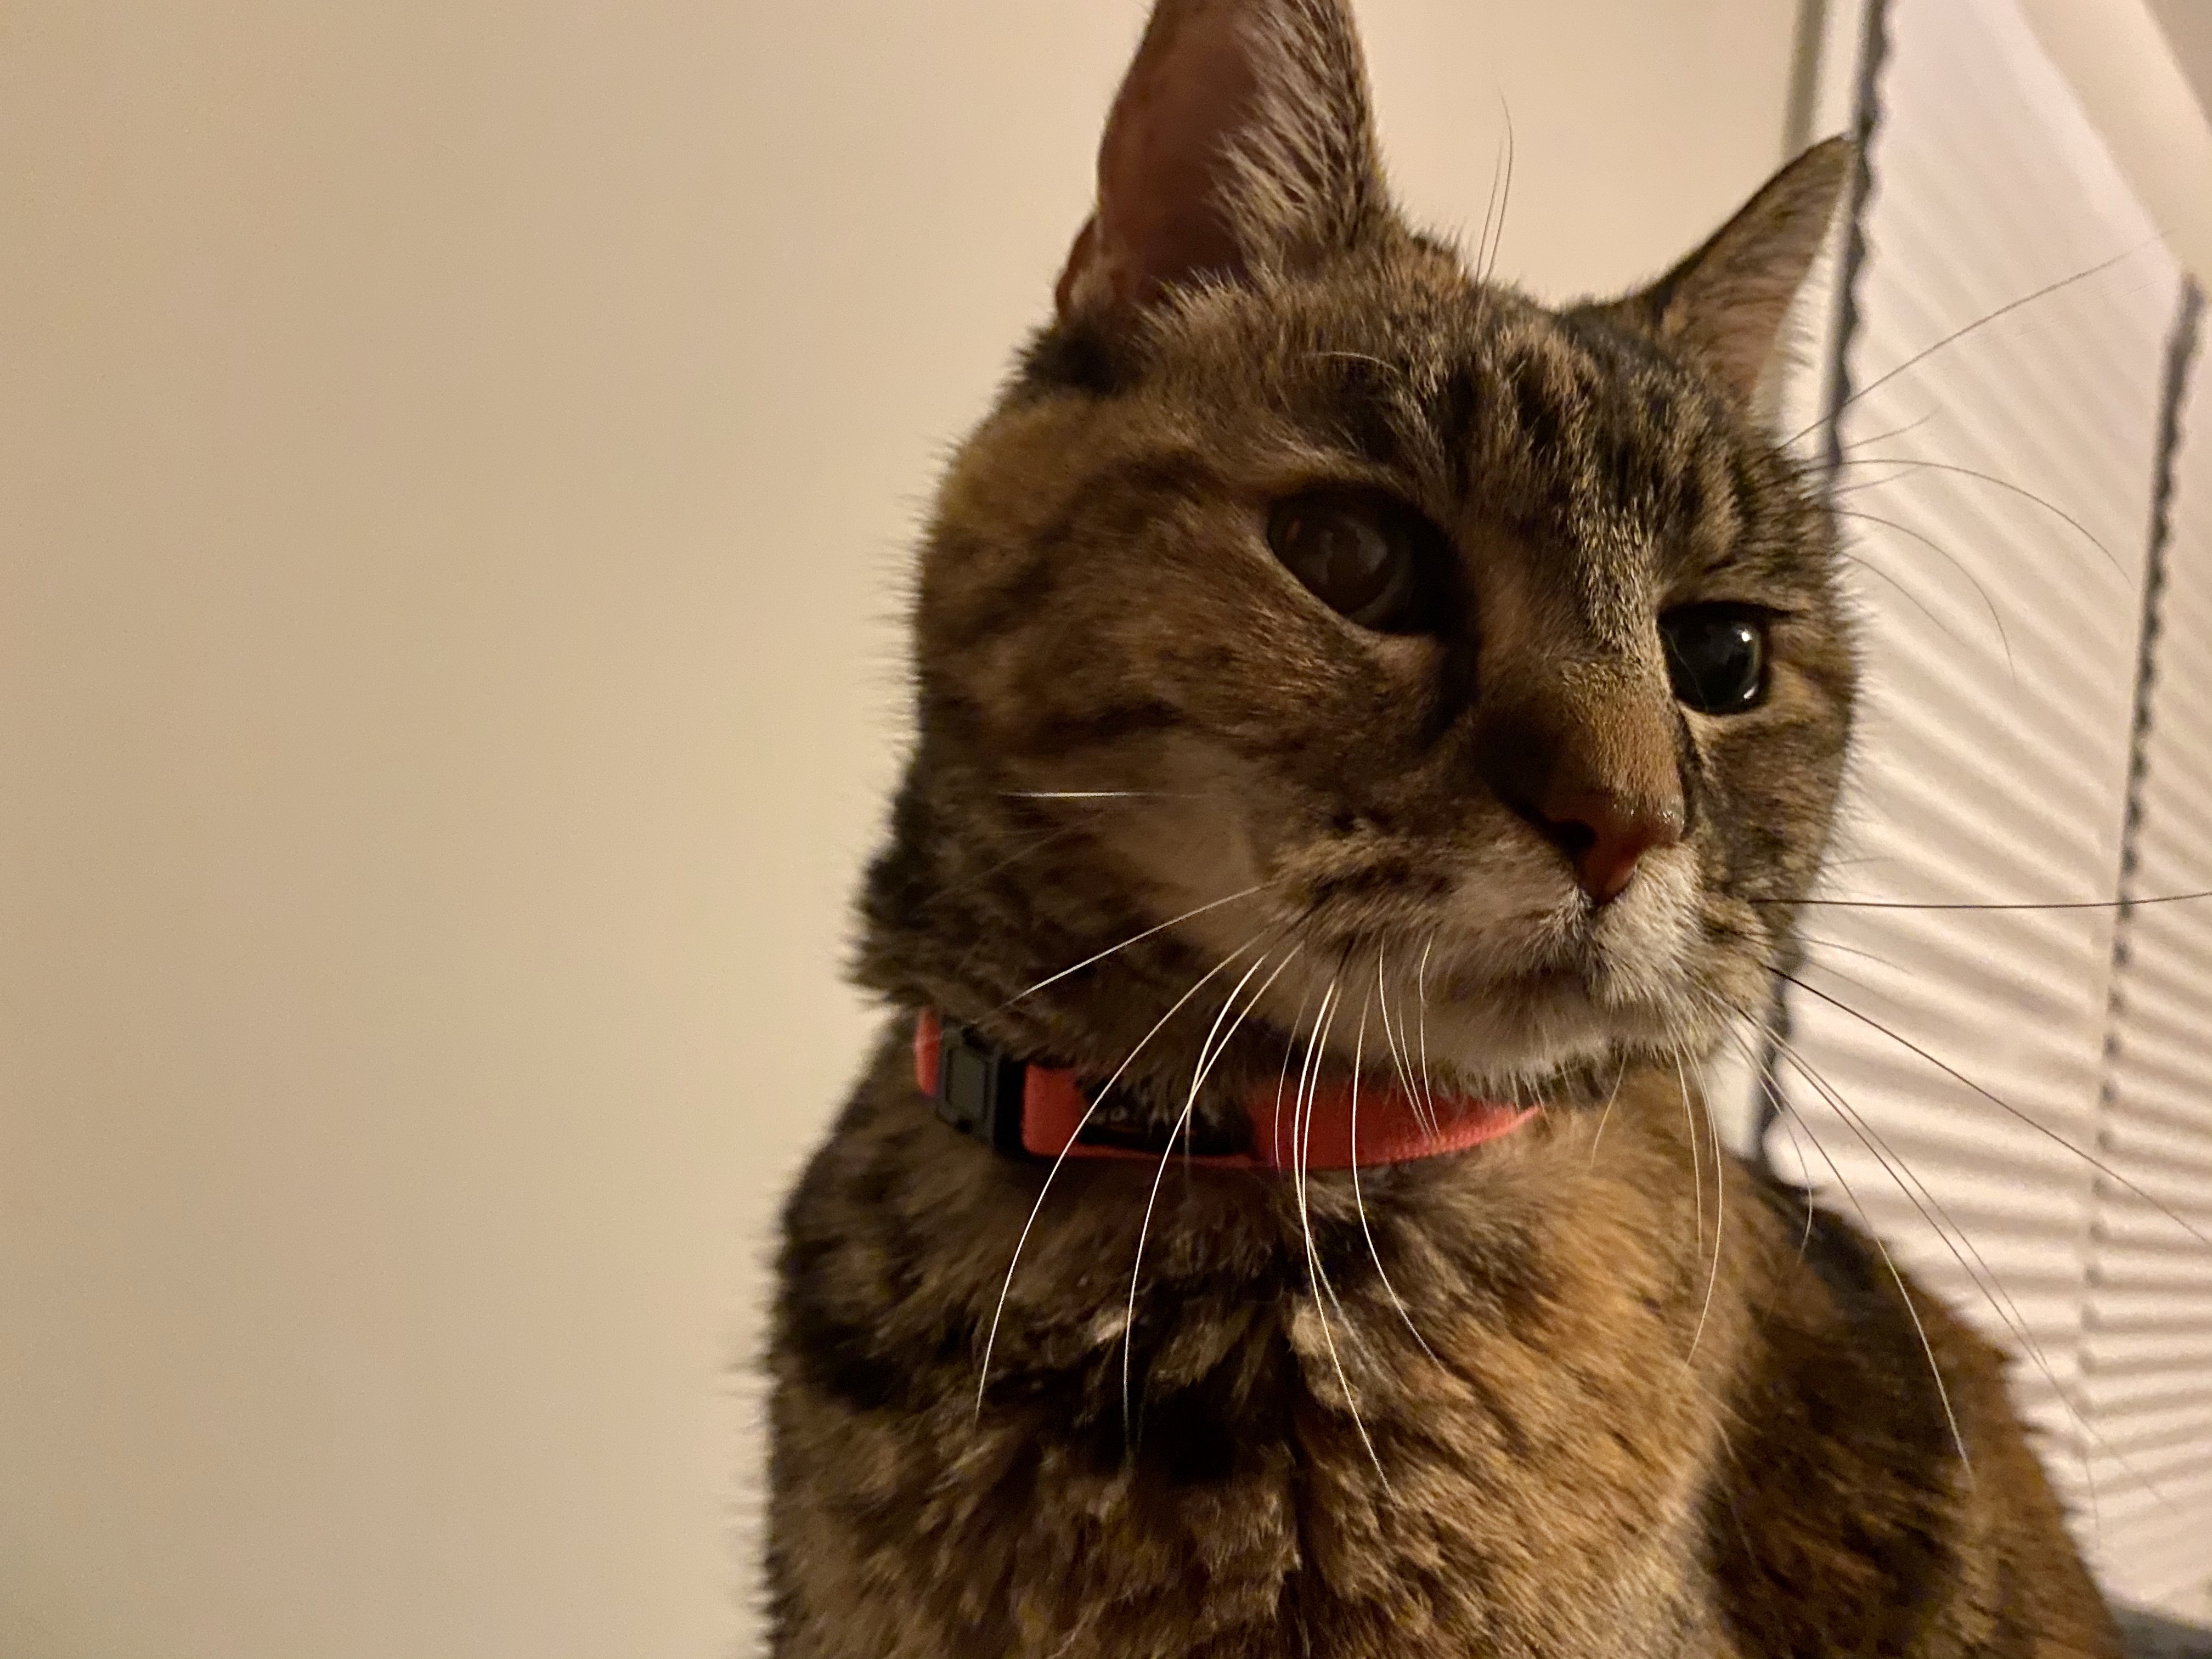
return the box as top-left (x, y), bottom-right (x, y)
top-left (765, 0), bottom-right (2123, 1653)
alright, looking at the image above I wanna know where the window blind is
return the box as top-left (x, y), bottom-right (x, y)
top-left (1766, 0), bottom-right (2209, 1612)
top-left (2079, 289), bottom-right (2212, 1614)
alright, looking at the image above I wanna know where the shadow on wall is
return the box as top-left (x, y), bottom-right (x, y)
top-left (2121, 1608), bottom-right (2212, 1657)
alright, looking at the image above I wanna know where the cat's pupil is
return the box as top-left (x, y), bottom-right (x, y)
top-left (1266, 494), bottom-right (1413, 629)
top-left (1660, 607), bottom-right (1767, 713)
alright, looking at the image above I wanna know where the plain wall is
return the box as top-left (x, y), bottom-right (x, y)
top-left (0, 4), bottom-right (1798, 1655)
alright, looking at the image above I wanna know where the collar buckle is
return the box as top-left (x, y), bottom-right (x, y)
top-left (928, 1017), bottom-right (1030, 1157)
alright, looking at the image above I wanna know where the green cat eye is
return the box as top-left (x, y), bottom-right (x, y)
top-left (1660, 605), bottom-right (1768, 713)
top-left (1265, 492), bottom-right (1436, 633)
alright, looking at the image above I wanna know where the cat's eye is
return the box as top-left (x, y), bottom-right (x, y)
top-left (1265, 492), bottom-right (1437, 633)
top-left (1660, 605), bottom-right (1768, 714)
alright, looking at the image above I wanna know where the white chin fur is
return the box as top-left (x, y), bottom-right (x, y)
top-left (1226, 843), bottom-right (1711, 1095)
top-left (1100, 759), bottom-right (1718, 1093)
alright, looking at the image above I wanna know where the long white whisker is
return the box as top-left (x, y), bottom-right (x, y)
top-left (1679, 1051), bottom-right (1705, 1255)
top-left (1733, 1008), bottom-right (2175, 1517)
top-left (1373, 943), bottom-right (1435, 1137)
top-left (1295, 980), bottom-right (1341, 1289)
top-left (1682, 1049), bottom-right (1726, 1366)
top-left (1799, 1056), bottom-right (2138, 1529)
top-left (1742, 1028), bottom-right (1819, 1257)
top-left (975, 932), bottom-right (1272, 1418)
top-left (1294, 981), bottom-right (1392, 1493)
top-left (1000, 789), bottom-right (1210, 800)
top-left (1272, 983), bottom-right (1316, 1171)
top-left (1415, 930), bottom-right (1440, 1121)
top-left (1781, 970), bottom-right (2212, 1251)
top-left (1115, 955), bottom-right (1291, 1451)
top-left (998, 881), bottom-right (1274, 1010)
top-left (1352, 997), bottom-right (1443, 1368)
top-left (1473, 120), bottom-right (1508, 290)
top-left (1589, 1057), bottom-right (1628, 1167)
top-left (1288, 981), bottom-right (1338, 1357)
top-left (1737, 1030), bottom-right (1973, 1483)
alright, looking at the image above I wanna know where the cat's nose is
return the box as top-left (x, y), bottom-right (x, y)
top-left (1522, 781), bottom-right (1686, 905)
top-left (1473, 675), bottom-right (1692, 904)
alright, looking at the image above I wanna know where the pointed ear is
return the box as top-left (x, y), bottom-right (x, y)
top-left (1055, 0), bottom-right (1389, 323)
top-left (1594, 137), bottom-right (1855, 404)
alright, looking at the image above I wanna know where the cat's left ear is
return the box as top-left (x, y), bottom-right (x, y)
top-left (1590, 137), bottom-right (1855, 405)
top-left (1055, 0), bottom-right (1390, 324)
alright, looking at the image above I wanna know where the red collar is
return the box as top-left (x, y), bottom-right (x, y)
top-left (913, 1009), bottom-right (1536, 1172)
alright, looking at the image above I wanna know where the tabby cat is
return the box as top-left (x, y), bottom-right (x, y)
top-left (766, 1), bottom-right (2121, 1652)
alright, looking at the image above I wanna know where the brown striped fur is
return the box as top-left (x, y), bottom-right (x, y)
top-left (766, 2), bottom-right (2120, 1652)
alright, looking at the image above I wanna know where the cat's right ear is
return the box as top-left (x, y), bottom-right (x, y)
top-left (1055, 0), bottom-right (1390, 324)
top-left (1587, 137), bottom-right (1856, 407)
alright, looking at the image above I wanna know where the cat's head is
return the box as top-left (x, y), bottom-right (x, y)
top-left (875, 0), bottom-right (1855, 1100)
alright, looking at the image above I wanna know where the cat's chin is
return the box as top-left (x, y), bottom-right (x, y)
top-left (1381, 972), bottom-right (1720, 1099)
top-left (1407, 945), bottom-right (1737, 1097)
top-left (1222, 931), bottom-right (1731, 1106)
top-left (1408, 850), bottom-right (1722, 1078)
top-left (1144, 832), bottom-right (1736, 1094)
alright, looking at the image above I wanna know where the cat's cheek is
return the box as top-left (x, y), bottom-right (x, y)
top-left (1051, 733), bottom-right (1282, 928)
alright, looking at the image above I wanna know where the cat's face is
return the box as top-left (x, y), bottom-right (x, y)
top-left (903, 0), bottom-right (1855, 1097)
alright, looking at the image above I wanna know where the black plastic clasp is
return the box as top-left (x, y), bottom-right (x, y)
top-left (932, 1019), bottom-right (1030, 1157)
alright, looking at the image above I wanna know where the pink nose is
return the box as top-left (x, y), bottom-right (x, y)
top-left (1523, 782), bottom-right (1685, 905)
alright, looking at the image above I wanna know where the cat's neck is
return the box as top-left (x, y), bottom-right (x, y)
top-left (853, 741), bottom-right (1290, 1116)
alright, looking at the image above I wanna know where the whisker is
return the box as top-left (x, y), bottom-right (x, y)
top-left (1797, 934), bottom-right (1910, 975)
top-left (1827, 505), bottom-right (2015, 675)
top-left (1415, 930), bottom-right (1439, 1122)
top-left (1121, 945), bottom-right (1294, 1443)
top-left (1831, 410), bottom-right (1939, 454)
top-left (1272, 984), bottom-right (1316, 1171)
top-left (1351, 997), bottom-right (1443, 1367)
top-left (1373, 943), bottom-right (1436, 1137)
top-left (1679, 1051), bottom-right (1705, 1255)
top-left (943, 821), bottom-right (1088, 906)
top-left (1786, 242), bottom-right (2153, 451)
top-left (974, 931), bottom-right (1276, 1418)
top-left (998, 789), bottom-right (1212, 801)
top-left (1735, 1003), bottom-right (2058, 1376)
top-left (1293, 981), bottom-right (1393, 1492)
top-left (1291, 978), bottom-right (1338, 1235)
top-left (1751, 1044), bottom-right (1974, 1482)
top-left (1830, 464), bottom-right (1928, 496)
top-left (1779, 971), bottom-right (2212, 1251)
top-left (1830, 454), bottom-right (2124, 578)
top-left (1830, 537), bottom-right (1974, 652)
top-left (1588, 1057), bottom-right (1628, 1166)
top-left (1284, 974), bottom-right (1340, 1353)
top-left (1759, 970), bottom-right (2203, 1499)
top-left (1480, 90), bottom-right (1516, 289)
top-left (1751, 1045), bottom-right (1819, 1256)
top-left (1742, 1013), bottom-right (2178, 1515)
top-left (1682, 1048), bottom-right (1727, 1366)
top-left (997, 880), bottom-right (1275, 1009)
top-left (1758, 1021), bottom-right (2177, 1518)
top-left (1749, 888), bottom-right (2212, 912)
top-left (1473, 102), bottom-right (1509, 285)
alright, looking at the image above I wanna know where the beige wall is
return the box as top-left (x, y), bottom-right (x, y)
top-left (0, 4), bottom-right (1797, 1655)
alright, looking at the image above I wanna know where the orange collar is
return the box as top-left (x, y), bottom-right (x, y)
top-left (913, 1009), bottom-right (1536, 1171)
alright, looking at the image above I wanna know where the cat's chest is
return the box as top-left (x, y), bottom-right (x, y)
top-left (769, 1075), bottom-right (1733, 1657)
top-left (776, 1268), bottom-right (1729, 1659)
top-left (1018, 1293), bottom-right (1723, 1656)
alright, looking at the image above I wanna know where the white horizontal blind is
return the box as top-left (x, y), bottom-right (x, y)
top-left (1767, 0), bottom-right (2185, 1577)
top-left (2080, 299), bottom-right (2212, 1616)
